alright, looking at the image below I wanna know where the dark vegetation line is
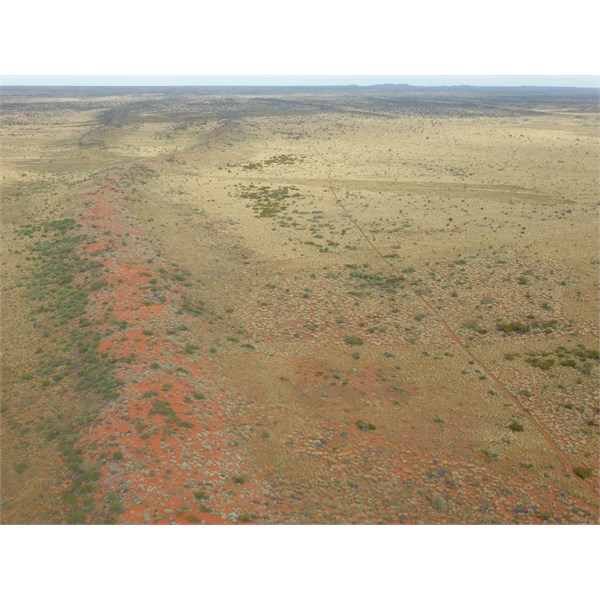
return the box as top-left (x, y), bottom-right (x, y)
top-left (16, 112), bottom-right (237, 523)
top-left (19, 218), bottom-right (125, 523)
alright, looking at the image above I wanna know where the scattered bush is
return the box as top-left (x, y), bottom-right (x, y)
top-left (574, 466), bottom-right (592, 479)
top-left (185, 514), bottom-right (201, 523)
top-left (356, 420), bottom-right (376, 431)
top-left (526, 357), bottom-right (555, 371)
top-left (463, 320), bottom-right (487, 334)
top-left (496, 321), bottom-right (530, 334)
top-left (150, 399), bottom-right (176, 418)
top-left (13, 462), bottom-right (28, 474)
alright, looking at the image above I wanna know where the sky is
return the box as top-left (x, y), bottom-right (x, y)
top-left (2, 2), bottom-right (598, 88)
top-left (2, 75), bottom-right (598, 87)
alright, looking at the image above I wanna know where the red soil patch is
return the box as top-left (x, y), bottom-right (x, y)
top-left (71, 168), bottom-right (274, 524)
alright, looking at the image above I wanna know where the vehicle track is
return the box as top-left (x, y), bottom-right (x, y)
top-left (324, 167), bottom-right (596, 498)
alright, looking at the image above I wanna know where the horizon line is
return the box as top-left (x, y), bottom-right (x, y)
top-left (2, 75), bottom-right (599, 89)
top-left (3, 84), bottom-right (599, 90)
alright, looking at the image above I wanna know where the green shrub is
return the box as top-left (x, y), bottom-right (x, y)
top-left (150, 399), bottom-right (176, 418)
top-left (574, 466), bottom-right (592, 479)
top-left (90, 279), bottom-right (108, 291)
top-left (509, 421), bottom-right (524, 432)
top-left (574, 349), bottom-right (599, 361)
top-left (185, 514), bottom-right (201, 522)
top-left (496, 321), bottom-right (530, 334)
top-left (463, 320), bottom-right (487, 334)
top-left (65, 510), bottom-right (86, 524)
top-left (109, 499), bottom-right (124, 514)
top-left (13, 462), bottom-right (28, 474)
top-left (356, 420), bottom-right (376, 431)
top-left (526, 357), bottom-right (555, 371)
top-left (560, 359), bottom-right (577, 368)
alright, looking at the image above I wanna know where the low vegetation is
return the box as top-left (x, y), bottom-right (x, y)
top-left (17, 218), bottom-right (125, 523)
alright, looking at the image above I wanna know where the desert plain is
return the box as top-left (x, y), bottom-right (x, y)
top-left (1, 85), bottom-right (598, 524)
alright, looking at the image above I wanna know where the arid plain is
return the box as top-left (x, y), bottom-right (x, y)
top-left (1, 86), bottom-right (598, 524)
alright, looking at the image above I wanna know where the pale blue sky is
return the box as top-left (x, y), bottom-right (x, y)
top-left (2, 75), bottom-right (598, 88)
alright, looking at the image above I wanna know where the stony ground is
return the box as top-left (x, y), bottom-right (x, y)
top-left (1, 87), bottom-right (598, 523)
